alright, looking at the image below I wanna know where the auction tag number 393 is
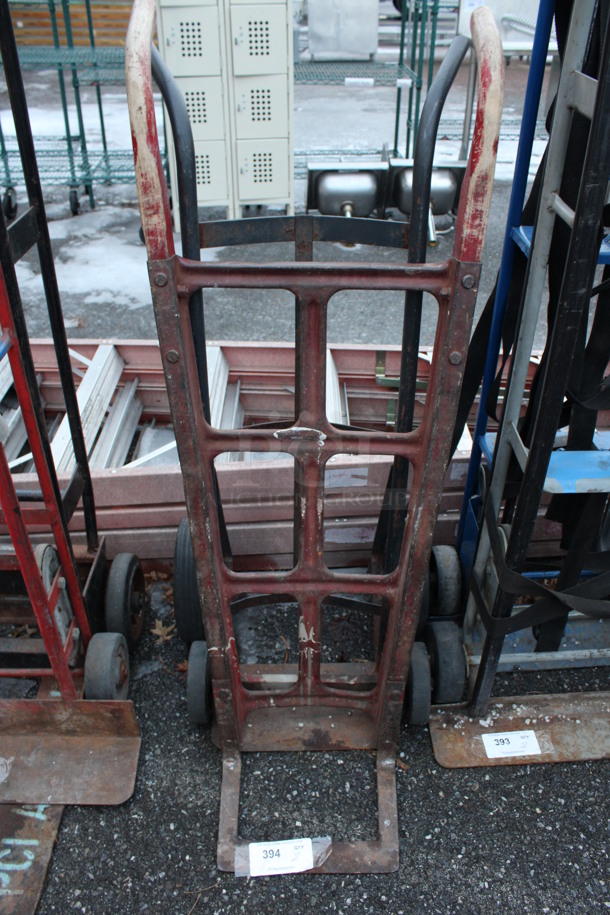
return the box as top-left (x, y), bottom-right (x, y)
top-left (248, 838), bottom-right (314, 877)
top-left (481, 729), bottom-right (541, 759)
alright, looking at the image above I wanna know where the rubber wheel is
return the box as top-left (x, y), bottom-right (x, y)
top-left (424, 620), bottom-right (466, 704)
top-left (186, 640), bottom-right (213, 725)
top-left (34, 542), bottom-right (73, 645)
top-left (429, 545), bottom-right (462, 617)
top-left (174, 518), bottom-right (205, 644)
top-left (2, 187), bottom-right (17, 221)
top-left (405, 641), bottom-right (431, 726)
top-left (105, 553), bottom-right (145, 651)
top-left (84, 632), bottom-right (129, 700)
top-left (69, 188), bottom-right (80, 216)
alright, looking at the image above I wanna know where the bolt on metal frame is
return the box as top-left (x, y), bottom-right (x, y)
top-left (126, 0), bottom-right (503, 873)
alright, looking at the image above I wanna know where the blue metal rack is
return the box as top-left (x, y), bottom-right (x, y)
top-left (455, 0), bottom-right (610, 713)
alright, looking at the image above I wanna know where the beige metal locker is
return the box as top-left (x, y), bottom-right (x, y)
top-left (194, 141), bottom-right (231, 202)
top-left (155, 0), bottom-right (293, 217)
top-left (229, 5), bottom-right (288, 76)
top-left (159, 5), bottom-right (222, 77)
top-left (236, 138), bottom-right (290, 202)
top-left (233, 74), bottom-right (289, 140)
top-left (180, 77), bottom-right (226, 141)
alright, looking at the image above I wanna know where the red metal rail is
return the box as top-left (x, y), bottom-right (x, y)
top-left (0, 263), bottom-right (91, 698)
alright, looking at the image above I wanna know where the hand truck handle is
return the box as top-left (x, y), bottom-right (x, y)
top-left (126, 0), bottom-right (504, 265)
top-left (125, 0), bottom-right (175, 262)
top-left (453, 6), bottom-right (505, 265)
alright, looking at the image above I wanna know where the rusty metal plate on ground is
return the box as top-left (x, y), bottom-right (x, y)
top-left (217, 750), bottom-right (400, 874)
top-left (0, 700), bottom-right (140, 804)
top-left (429, 692), bottom-right (610, 768)
top-left (0, 803), bottom-right (63, 914)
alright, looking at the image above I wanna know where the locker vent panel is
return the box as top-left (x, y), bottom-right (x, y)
top-left (196, 154), bottom-right (212, 185)
top-left (180, 21), bottom-right (204, 58)
top-left (252, 152), bottom-right (273, 183)
top-left (185, 90), bottom-right (208, 124)
top-left (250, 88), bottom-right (272, 122)
top-left (248, 20), bottom-right (271, 56)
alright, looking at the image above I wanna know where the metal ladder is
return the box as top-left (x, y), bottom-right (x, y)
top-left (465, 0), bottom-right (610, 716)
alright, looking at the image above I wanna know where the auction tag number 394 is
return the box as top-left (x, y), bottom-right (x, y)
top-left (248, 838), bottom-right (314, 877)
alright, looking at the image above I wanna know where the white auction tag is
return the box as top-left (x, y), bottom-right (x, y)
top-left (482, 729), bottom-right (541, 759)
top-left (249, 838), bottom-right (314, 877)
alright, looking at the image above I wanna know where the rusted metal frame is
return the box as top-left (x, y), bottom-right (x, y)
top-left (375, 8), bottom-right (503, 733)
top-left (149, 253), bottom-right (450, 745)
top-left (148, 264), bottom-right (240, 748)
top-left (0, 266), bottom-right (92, 650)
top-left (0, 667), bottom-right (71, 679)
top-left (174, 425), bottom-right (424, 462)
top-left (217, 749), bottom-right (399, 874)
top-left (198, 215), bottom-right (410, 252)
top-left (128, 0), bottom-right (504, 870)
top-left (159, 256), bottom-right (478, 750)
top-left (239, 661), bottom-right (377, 690)
top-left (224, 573), bottom-right (395, 597)
top-left (292, 223), bottom-right (315, 567)
top-left (380, 263), bottom-right (481, 750)
top-left (292, 283), bottom-right (327, 697)
top-left (176, 259), bottom-right (450, 296)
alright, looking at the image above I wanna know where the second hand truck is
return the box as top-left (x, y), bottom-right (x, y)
top-left (0, 0), bottom-right (143, 806)
top-left (126, 0), bottom-right (503, 874)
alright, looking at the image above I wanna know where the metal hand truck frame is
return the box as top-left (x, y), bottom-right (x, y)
top-left (126, 0), bottom-right (503, 873)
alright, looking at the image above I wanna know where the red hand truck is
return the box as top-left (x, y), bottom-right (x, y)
top-left (0, 0), bottom-right (141, 805)
top-left (126, 0), bottom-right (503, 872)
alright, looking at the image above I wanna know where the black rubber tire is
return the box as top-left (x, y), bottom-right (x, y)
top-left (429, 545), bottom-right (462, 617)
top-left (425, 620), bottom-right (466, 704)
top-left (34, 543), bottom-right (73, 644)
top-left (174, 518), bottom-right (205, 644)
top-left (186, 640), bottom-right (213, 726)
top-left (405, 641), bottom-right (431, 726)
top-left (105, 553), bottom-right (145, 651)
top-left (69, 188), bottom-right (80, 216)
top-left (2, 187), bottom-right (17, 221)
top-left (84, 632), bottom-right (129, 700)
